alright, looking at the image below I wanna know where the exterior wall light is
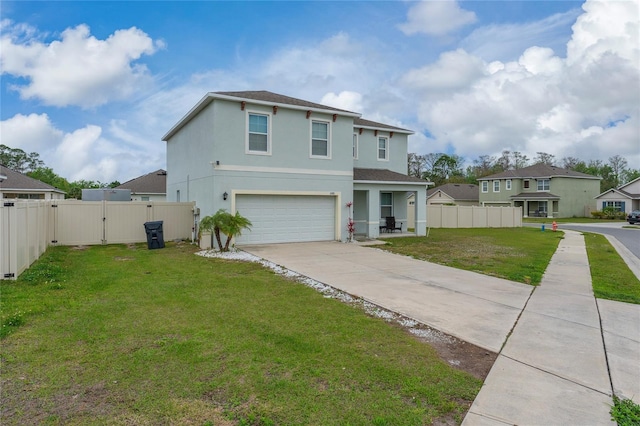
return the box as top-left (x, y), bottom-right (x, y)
top-left (223, 192), bottom-right (228, 200)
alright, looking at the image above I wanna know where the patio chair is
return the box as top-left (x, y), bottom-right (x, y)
top-left (385, 216), bottom-right (402, 233)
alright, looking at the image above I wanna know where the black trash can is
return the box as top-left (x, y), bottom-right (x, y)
top-left (143, 221), bottom-right (165, 249)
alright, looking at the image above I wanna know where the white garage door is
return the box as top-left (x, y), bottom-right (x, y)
top-left (235, 195), bottom-right (335, 244)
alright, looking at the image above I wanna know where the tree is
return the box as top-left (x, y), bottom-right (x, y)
top-left (27, 167), bottom-right (70, 192)
top-left (608, 155), bottom-right (628, 188)
top-left (561, 156), bottom-right (581, 170)
top-left (512, 151), bottom-right (529, 169)
top-left (533, 152), bottom-right (556, 166)
top-left (407, 153), bottom-right (427, 178)
top-left (430, 154), bottom-right (464, 186)
top-left (496, 150), bottom-right (512, 171)
top-left (0, 144), bottom-right (44, 173)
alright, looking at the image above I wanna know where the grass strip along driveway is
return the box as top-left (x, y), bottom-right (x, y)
top-left (1, 242), bottom-right (480, 425)
top-left (379, 228), bottom-right (640, 304)
top-left (379, 228), bottom-right (562, 285)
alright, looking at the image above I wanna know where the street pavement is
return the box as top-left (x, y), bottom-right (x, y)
top-left (242, 231), bottom-right (640, 424)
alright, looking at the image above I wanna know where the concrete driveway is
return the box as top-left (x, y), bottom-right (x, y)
top-left (243, 241), bottom-right (532, 353)
top-left (242, 234), bottom-right (640, 424)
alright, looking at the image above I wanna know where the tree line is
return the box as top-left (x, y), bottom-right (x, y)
top-left (1, 144), bottom-right (120, 199)
top-left (408, 150), bottom-right (640, 192)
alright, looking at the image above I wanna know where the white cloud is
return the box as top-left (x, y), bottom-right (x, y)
top-left (404, 0), bottom-right (640, 166)
top-left (401, 49), bottom-right (486, 93)
top-left (321, 91), bottom-right (363, 113)
top-left (0, 113), bottom-right (164, 183)
top-left (0, 113), bottom-right (63, 154)
top-left (0, 22), bottom-right (163, 108)
top-left (399, 0), bottom-right (477, 36)
top-left (460, 8), bottom-right (581, 62)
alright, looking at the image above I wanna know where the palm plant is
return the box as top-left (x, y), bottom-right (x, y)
top-left (200, 209), bottom-right (252, 252)
top-left (198, 214), bottom-right (223, 250)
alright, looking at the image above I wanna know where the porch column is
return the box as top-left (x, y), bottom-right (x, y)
top-left (523, 200), bottom-right (529, 217)
top-left (367, 190), bottom-right (380, 238)
top-left (415, 188), bottom-right (427, 236)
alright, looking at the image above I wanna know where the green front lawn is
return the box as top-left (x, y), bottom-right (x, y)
top-left (379, 228), bottom-right (562, 285)
top-left (0, 243), bottom-right (480, 425)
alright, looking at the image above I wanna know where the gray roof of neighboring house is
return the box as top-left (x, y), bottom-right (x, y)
top-left (116, 169), bottom-right (167, 194)
top-left (354, 168), bottom-right (427, 184)
top-left (427, 183), bottom-right (479, 201)
top-left (0, 164), bottom-right (66, 194)
top-left (477, 164), bottom-right (600, 180)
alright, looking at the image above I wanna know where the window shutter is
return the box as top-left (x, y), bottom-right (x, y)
top-left (602, 201), bottom-right (606, 209)
top-left (621, 201), bottom-right (625, 212)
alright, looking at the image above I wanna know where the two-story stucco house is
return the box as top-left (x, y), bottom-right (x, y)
top-left (477, 164), bottom-right (601, 218)
top-left (162, 91), bottom-right (427, 244)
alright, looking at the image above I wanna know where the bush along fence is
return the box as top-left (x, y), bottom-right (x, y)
top-left (0, 200), bottom-right (196, 280)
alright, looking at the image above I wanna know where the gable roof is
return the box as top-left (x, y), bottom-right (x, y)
top-left (594, 186), bottom-right (640, 200)
top-left (163, 90), bottom-right (361, 141)
top-left (354, 168), bottom-right (427, 185)
top-left (427, 183), bottom-right (479, 201)
top-left (477, 163), bottom-right (600, 181)
top-left (115, 169), bottom-right (167, 194)
top-left (0, 164), bottom-right (66, 194)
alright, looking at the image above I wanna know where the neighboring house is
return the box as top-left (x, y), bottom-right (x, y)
top-left (478, 164), bottom-right (601, 218)
top-left (162, 90), bottom-right (428, 244)
top-left (0, 164), bottom-right (66, 200)
top-left (426, 183), bottom-right (479, 206)
top-left (594, 176), bottom-right (640, 214)
top-left (115, 169), bottom-right (167, 201)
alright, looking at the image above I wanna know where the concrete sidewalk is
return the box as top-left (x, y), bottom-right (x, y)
top-left (242, 231), bottom-right (640, 424)
top-left (464, 230), bottom-right (622, 425)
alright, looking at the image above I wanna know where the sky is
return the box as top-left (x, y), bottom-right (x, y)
top-left (1, 0), bottom-right (638, 183)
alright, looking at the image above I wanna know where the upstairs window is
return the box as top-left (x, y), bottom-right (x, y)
top-left (311, 120), bottom-right (330, 158)
top-left (247, 113), bottom-right (270, 154)
top-left (524, 180), bottom-right (530, 189)
top-left (481, 181), bottom-right (488, 193)
top-left (493, 180), bottom-right (500, 192)
top-left (506, 179), bottom-right (512, 190)
top-left (537, 179), bottom-right (550, 191)
top-left (378, 137), bottom-right (388, 160)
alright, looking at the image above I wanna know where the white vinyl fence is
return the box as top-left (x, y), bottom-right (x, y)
top-left (427, 205), bottom-right (522, 228)
top-left (1, 200), bottom-right (196, 280)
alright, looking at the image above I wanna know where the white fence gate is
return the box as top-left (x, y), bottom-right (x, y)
top-left (427, 205), bottom-right (523, 228)
top-left (1, 200), bottom-right (196, 280)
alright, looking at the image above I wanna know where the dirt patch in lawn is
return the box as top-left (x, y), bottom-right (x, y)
top-left (407, 323), bottom-right (497, 380)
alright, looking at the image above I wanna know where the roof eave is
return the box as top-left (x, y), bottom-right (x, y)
top-left (354, 124), bottom-right (413, 135)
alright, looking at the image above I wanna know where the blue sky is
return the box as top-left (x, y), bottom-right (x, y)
top-left (1, 1), bottom-right (638, 183)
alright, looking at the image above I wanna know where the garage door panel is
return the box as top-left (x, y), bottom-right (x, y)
top-left (235, 195), bottom-right (335, 244)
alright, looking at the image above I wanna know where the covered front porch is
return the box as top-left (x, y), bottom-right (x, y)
top-left (511, 192), bottom-right (560, 218)
top-left (352, 168), bottom-right (428, 239)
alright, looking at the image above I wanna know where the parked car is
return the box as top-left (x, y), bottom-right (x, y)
top-left (628, 210), bottom-right (640, 224)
